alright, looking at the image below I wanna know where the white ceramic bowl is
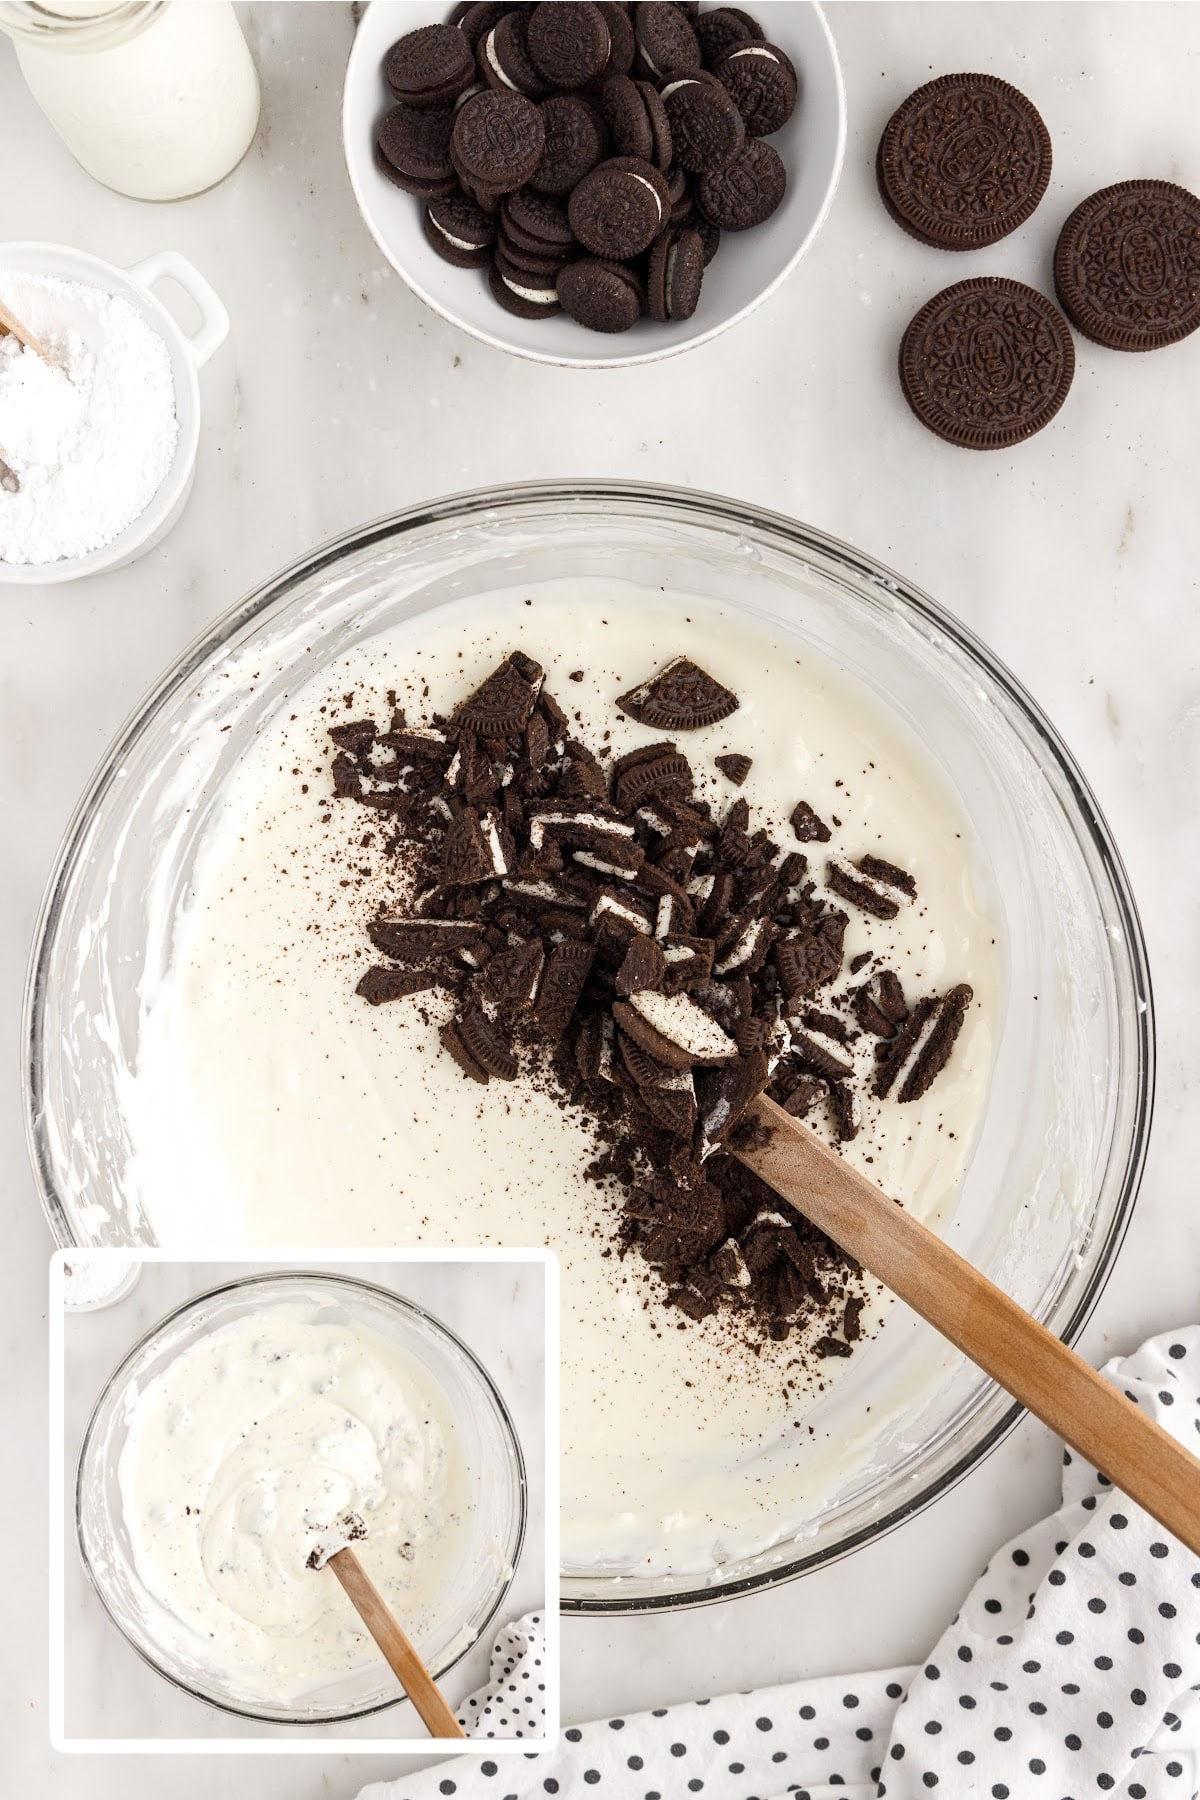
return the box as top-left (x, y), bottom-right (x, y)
top-left (343, 2), bottom-right (845, 368)
top-left (0, 241), bottom-right (228, 586)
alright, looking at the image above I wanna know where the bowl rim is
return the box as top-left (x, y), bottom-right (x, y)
top-left (340, 2), bottom-right (847, 370)
top-left (73, 1267), bottom-right (528, 1723)
top-left (28, 480), bottom-right (1154, 1614)
top-left (0, 239), bottom-right (204, 586)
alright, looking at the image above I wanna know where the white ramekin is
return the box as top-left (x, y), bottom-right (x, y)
top-left (0, 240), bottom-right (228, 586)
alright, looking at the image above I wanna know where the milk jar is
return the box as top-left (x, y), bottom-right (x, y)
top-left (0, 2), bottom-right (261, 200)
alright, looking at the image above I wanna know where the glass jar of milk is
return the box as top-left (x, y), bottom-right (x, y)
top-left (0, 2), bottom-right (260, 200)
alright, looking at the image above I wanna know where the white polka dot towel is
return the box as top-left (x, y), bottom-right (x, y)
top-left (358, 1327), bottom-right (1200, 1800)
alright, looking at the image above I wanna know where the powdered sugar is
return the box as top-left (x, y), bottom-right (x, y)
top-left (0, 272), bottom-right (178, 566)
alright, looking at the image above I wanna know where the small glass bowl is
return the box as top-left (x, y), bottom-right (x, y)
top-left (75, 1271), bottom-right (526, 1723)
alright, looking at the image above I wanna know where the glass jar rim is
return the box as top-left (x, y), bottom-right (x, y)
top-left (0, 1), bottom-right (163, 50)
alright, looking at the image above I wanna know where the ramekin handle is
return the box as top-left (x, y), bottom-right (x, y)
top-left (127, 251), bottom-right (230, 369)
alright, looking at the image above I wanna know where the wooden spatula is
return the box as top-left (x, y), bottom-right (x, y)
top-left (308, 1512), bottom-right (465, 1738)
top-left (734, 1095), bottom-right (1200, 1556)
top-left (0, 297), bottom-right (52, 364)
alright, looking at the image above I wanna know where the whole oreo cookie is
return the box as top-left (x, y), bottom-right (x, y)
top-left (456, 2), bottom-right (511, 51)
top-left (377, 101), bottom-right (456, 184)
top-left (557, 258), bottom-right (643, 331)
top-left (452, 89), bottom-right (546, 194)
top-left (661, 73), bottom-right (745, 173)
top-left (377, 110), bottom-right (458, 199)
top-left (900, 277), bottom-right (1075, 450)
top-left (601, 72), bottom-right (654, 160)
top-left (633, 1), bottom-right (700, 81)
top-left (714, 42), bottom-right (797, 137)
top-left (532, 93), bottom-right (609, 194)
top-left (596, 1), bottom-right (636, 83)
top-left (633, 78), bottom-right (674, 171)
top-left (478, 11), bottom-right (550, 99)
top-left (697, 6), bottom-right (764, 64)
top-left (569, 155), bottom-right (669, 257)
top-left (696, 137), bottom-right (785, 230)
top-left (1053, 179), bottom-right (1200, 352)
top-left (504, 186), bottom-right (577, 252)
top-left (497, 222), bottom-right (573, 274)
top-left (527, 1), bottom-right (611, 89)
top-left (877, 72), bottom-right (1052, 251)
top-left (489, 254), bottom-right (563, 317)
top-left (647, 224), bottom-right (705, 321)
top-left (386, 24), bottom-right (475, 107)
top-left (424, 193), bottom-right (497, 267)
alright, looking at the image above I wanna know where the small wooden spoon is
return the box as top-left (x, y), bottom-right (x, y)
top-left (0, 297), bottom-right (52, 364)
top-left (308, 1515), bottom-right (465, 1738)
top-left (735, 1095), bottom-right (1200, 1557)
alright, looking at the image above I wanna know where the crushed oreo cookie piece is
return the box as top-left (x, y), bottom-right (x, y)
top-left (825, 853), bottom-right (917, 921)
top-left (356, 966), bottom-right (436, 1005)
top-left (790, 800), bottom-right (831, 843)
top-left (617, 655), bottom-right (739, 730)
top-left (875, 982), bottom-right (972, 1103)
top-left (330, 649), bottom-right (974, 1345)
top-left (714, 751), bottom-right (752, 785)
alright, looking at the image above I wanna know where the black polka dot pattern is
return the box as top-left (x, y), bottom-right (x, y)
top-left (363, 1335), bottom-right (1200, 1800)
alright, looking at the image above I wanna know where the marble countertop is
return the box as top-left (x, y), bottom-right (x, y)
top-left (4, 3), bottom-right (1199, 1795)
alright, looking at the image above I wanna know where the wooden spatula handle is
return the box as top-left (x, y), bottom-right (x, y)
top-left (327, 1548), bottom-right (466, 1738)
top-left (736, 1095), bottom-right (1200, 1556)
top-left (0, 299), bottom-right (51, 363)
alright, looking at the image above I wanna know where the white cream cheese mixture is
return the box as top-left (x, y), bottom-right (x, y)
top-left (121, 582), bottom-right (1000, 1577)
top-left (116, 1304), bottom-right (466, 1706)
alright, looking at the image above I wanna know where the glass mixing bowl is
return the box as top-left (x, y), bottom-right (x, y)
top-left (75, 1270), bottom-right (527, 1723)
top-left (27, 482), bottom-right (1153, 1613)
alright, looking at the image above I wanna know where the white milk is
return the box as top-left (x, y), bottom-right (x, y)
top-left (3, 1), bottom-right (259, 200)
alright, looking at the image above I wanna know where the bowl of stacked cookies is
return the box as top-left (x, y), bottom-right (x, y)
top-left (343, 2), bottom-right (845, 367)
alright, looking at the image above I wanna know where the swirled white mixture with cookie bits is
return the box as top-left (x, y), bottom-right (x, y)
top-left (115, 1304), bottom-right (466, 1707)
top-left (124, 582), bottom-right (1000, 1577)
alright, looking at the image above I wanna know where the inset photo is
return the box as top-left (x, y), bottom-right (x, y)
top-left (52, 1251), bottom-right (556, 1753)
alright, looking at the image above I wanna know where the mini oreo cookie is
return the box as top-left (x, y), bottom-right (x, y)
top-left (424, 193), bottom-right (497, 266)
top-left (661, 74), bottom-right (744, 173)
top-left (558, 257), bottom-right (643, 331)
top-left (489, 255), bottom-right (563, 317)
top-left (386, 24), bottom-right (475, 107)
top-left (527, 1), bottom-right (611, 89)
top-left (569, 155), bottom-right (669, 257)
top-left (900, 276), bottom-right (1075, 450)
top-left (479, 11), bottom-right (550, 99)
top-left (633, 1), bottom-right (700, 81)
top-left (1053, 179), bottom-right (1200, 352)
top-left (714, 42), bottom-right (797, 136)
top-left (697, 137), bottom-right (785, 229)
top-left (453, 89), bottom-right (546, 193)
top-left (877, 73), bottom-right (1052, 251)
top-left (647, 224), bottom-right (704, 321)
top-left (532, 93), bottom-right (609, 194)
